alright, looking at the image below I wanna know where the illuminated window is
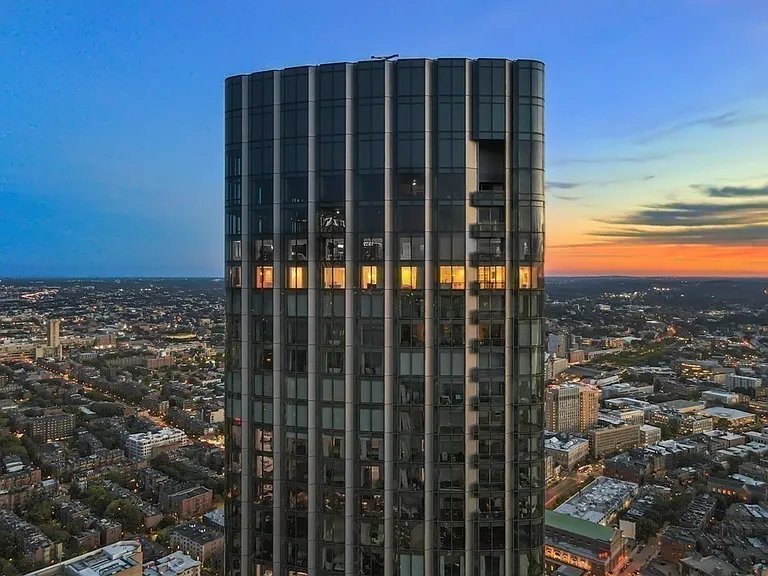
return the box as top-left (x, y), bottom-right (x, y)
top-left (400, 266), bottom-right (419, 290)
top-left (518, 264), bottom-right (542, 289)
top-left (254, 266), bottom-right (273, 288)
top-left (288, 266), bottom-right (307, 289)
top-left (228, 266), bottom-right (242, 288)
top-left (478, 266), bottom-right (505, 289)
top-left (323, 267), bottom-right (346, 289)
top-left (519, 266), bottom-right (532, 289)
top-left (361, 266), bottom-right (380, 289)
top-left (439, 266), bottom-right (465, 290)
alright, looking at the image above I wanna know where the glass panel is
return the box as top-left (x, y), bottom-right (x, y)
top-left (361, 265), bottom-right (380, 289)
top-left (401, 266), bottom-right (419, 289)
top-left (323, 267), bottom-right (346, 289)
top-left (254, 266), bottom-right (274, 288)
top-left (289, 266), bottom-right (307, 289)
top-left (477, 266), bottom-right (505, 289)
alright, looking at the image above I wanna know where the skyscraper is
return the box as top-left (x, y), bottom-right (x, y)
top-left (224, 57), bottom-right (545, 576)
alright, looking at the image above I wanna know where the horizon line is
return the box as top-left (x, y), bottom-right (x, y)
top-left (2, 275), bottom-right (767, 281)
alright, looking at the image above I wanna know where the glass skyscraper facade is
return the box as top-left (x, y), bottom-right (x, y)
top-left (224, 57), bottom-right (545, 576)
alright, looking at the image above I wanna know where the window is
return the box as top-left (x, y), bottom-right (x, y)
top-left (360, 379), bottom-right (385, 403)
top-left (288, 238), bottom-right (307, 261)
top-left (478, 266), bottom-right (505, 289)
top-left (323, 267), bottom-right (345, 289)
top-left (519, 266), bottom-right (532, 289)
top-left (228, 266), bottom-right (242, 288)
top-left (400, 266), bottom-right (419, 289)
top-left (321, 238), bottom-right (345, 261)
top-left (397, 173), bottom-right (425, 197)
top-left (361, 237), bottom-right (384, 260)
top-left (399, 236), bottom-right (425, 261)
top-left (439, 266), bottom-right (465, 290)
top-left (361, 265), bottom-right (380, 289)
top-left (254, 266), bottom-right (273, 288)
top-left (359, 408), bottom-right (384, 432)
top-left (253, 240), bottom-right (273, 262)
top-left (288, 266), bottom-right (307, 289)
top-left (227, 240), bottom-right (242, 262)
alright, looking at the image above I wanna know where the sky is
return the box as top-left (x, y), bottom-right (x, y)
top-left (1, 0), bottom-right (767, 278)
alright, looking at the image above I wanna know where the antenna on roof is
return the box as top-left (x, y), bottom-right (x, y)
top-left (371, 54), bottom-right (399, 61)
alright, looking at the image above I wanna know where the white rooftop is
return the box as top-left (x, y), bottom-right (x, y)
top-left (143, 552), bottom-right (200, 576)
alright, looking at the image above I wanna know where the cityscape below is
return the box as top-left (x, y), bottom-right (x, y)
top-left (0, 277), bottom-right (765, 576)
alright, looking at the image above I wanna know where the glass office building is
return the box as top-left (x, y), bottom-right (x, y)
top-left (224, 57), bottom-right (545, 576)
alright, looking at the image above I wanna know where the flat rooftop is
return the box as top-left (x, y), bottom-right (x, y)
top-left (702, 407), bottom-right (755, 420)
top-left (555, 476), bottom-right (638, 525)
top-left (545, 510), bottom-right (616, 543)
top-left (171, 522), bottom-right (223, 544)
top-left (656, 400), bottom-right (705, 412)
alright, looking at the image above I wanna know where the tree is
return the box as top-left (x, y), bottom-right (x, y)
top-left (86, 485), bottom-right (111, 514)
top-left (106, 500), bottom-right (144, 533)
top-left (635, 517), bottom-right (661, 542)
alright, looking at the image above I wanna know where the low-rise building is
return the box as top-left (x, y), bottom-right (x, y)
top-left (26, 541), bottom-right (142, 576)
top-left (702, 390), bottom-right (742, 406)
top-left (660, 526), bottom-right (698, 563)
top-left (702, 430), bottom-right (746, 451)
top-left (169, 523), bottom-right (224, 565)
top-left (680, 555), bottom-right (739, 576)
top-left (639, 424), bottom-right (661, 447)
top-left (545, 436), bottom-right (590, 470)
top-left (588, 425), bottom-right (640, 458)
top-left (203, 508), bottom-right (224, 531)
top-left (701, 407), bottom-right (758, 431)
top-left (0, 509), bottom-right (63, 565)
top-left (544, 510), bottom-right (626, 576)
top-left (161, 486), bottom-right (214, 521)
top-left (125, 428), bottom-right (186, 461)
top-left (726, 373), bottom-right (762, 392)
top-left (143, 551), bottom-right (201, 576)
top-left (555, 476), bottom-right (638, 525)
top-left (18, 411), bottom-right (76, 442)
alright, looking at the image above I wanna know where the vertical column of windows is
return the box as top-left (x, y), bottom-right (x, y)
top-left (469, 59), bottom-right (508, 576)
top-left (509, 60), bottom-right (546, 576)
top-left (433, 58), bottom-right (469, 576)
top-left (224, 77), bottom-right (244, 576)
top-left (393, 58), bottom-right (428, 576)
top-left (281, 67), bottom-right (310, 574)
top-left (316, 63), bottom-right (348, 576)
top-left (355, 61), bottom-right (387, 576)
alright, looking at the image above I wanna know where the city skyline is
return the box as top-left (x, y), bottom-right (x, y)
top-left (2, 0), bottom-right (768, 278)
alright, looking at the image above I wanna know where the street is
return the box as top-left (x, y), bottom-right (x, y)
top-left (619, 534), bottom-right (660, 576)
top-left (545, 462), bottom-right (603, 509)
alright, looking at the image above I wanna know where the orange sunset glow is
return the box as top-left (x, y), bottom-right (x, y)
top-left (548, 243), bottom-right (768, 277)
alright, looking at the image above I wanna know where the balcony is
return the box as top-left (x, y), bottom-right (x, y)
top-left (470, 339), bottom-right (505, 353)
top-left (470, 251), bottom-right (506, 266)
top-left (469, 222), bottom-right (505, 238)
top-left (469, 309), bottom-right (505, 324)
top-left (472, 393), bottom-right (505, 406)
top-left (470, 367), bottom-right (505, 382)
top-left (470, 190), bottom-right (505, 207)
top-left (471, 482), bottom-right (505, 497)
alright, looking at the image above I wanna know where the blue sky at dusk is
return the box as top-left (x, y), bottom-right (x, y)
top-left (1, 0), bottom-right (767, 277)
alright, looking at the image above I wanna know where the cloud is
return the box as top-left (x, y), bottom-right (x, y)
top-left (546, 176), bottom-right (654, 190)
top-left (591, 193), bottom-right (768, 245)
top-left (547, 181), bottom-right (581, 189)
top-left (591, 224), bottom-right (768, 244)
top-left (698, 184), bottom-right (768, 198)
top-left (553, 194), bottom-right (581, 201)
top-left (556, 152), bottom-right (669, 165)
top-left (637, 111), bottom-right (768, 144)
